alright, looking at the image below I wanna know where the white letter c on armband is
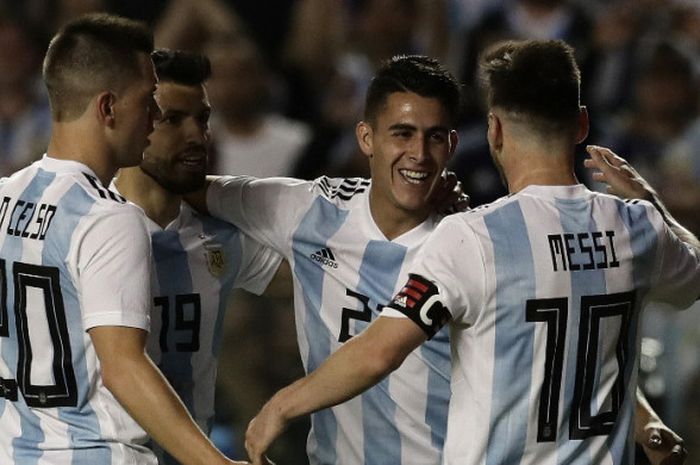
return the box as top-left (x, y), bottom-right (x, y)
top-left (420, 294), bottom-right (441, 327)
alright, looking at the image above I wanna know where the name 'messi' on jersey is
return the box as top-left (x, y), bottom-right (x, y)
top-left (548, 230), bottom-right (620, 272)
top-left (0, 195), bottom-right (57, 241)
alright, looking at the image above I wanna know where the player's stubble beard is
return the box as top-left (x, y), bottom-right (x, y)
top-left (140, 146), bottom-right (208, 195)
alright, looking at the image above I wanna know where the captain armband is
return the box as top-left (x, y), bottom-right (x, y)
top-left (387, 274), bottom-right (451, 339)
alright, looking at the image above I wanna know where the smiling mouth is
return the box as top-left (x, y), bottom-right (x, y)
top-left (399, 169), bottom-right (430, 185)
top-left (179, 150), bottom-right (207, 167)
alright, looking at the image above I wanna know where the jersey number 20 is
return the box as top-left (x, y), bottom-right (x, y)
top-left (0, 259), bottom-right (78, 408)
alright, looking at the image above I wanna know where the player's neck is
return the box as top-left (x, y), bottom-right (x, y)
top-left (369, 194), bottom-right (429, 241)
top-left (505, 157), bottom-right (578, 193)
top-left (47, 125), bottom-right (117, 186)
top-left (114, 167), bottom-right (182, 228)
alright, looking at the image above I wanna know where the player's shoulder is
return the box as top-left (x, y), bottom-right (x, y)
top-left (453, 194), bottom-right (514, 223)
top-left (311, 175), bottom-right (371, 204)
top-left (74, 172), bottom-right (146, 218)
top-left (186, 201), bottom-right (241, 236)
top-left (592, 190), bottom-right (663, 223)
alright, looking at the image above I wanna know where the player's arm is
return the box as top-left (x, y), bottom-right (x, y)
top-left (634, 388), bottom-right (687, 465)
top-left (244, 316), bottom-right (427, 465)
top-left (584, 145), bottom-right (700, 253)
top-left (90, 326), bottom-right (245, 465)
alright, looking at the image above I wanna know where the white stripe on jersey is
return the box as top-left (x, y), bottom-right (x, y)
top-left (208, 175), bottom-right (450, 465)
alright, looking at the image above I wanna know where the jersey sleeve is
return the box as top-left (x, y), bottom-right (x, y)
top-left (647, 208), bottom-right (700, 308)
top-left (77, 206), bottom-right (153, 331)
top-left (233, 231), bottom-right (284, 296)
top-left (382, 215), bottom-right (487, 338)
top-left (206, 175), bottom-right (314, 255)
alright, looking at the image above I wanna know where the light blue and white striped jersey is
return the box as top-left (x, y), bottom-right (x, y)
top-left (140, 201), bottom-right (282, 465)
top-left (0, 156), bottom-right (156, 464)
top-left (386, 184), bottom-right (700, 465)
top-left (208, 175), bottom-right (451, 465)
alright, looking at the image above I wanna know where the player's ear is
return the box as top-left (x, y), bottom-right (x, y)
top-left (355, 121), bottom-right (374, 159)
top-left (448, 129), bottom-right (459, 159)
top-left (96, 91), bottom-right (117, 128)
top-left (575, 106), bottom-right (589, 144)
top-left (487, 111), bottom-right (502, 154)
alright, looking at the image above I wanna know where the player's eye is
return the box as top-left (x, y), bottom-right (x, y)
top-left (160, 114), bottom-right (182, 125)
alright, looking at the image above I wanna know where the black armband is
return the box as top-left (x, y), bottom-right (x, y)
top-left (388, 274), bottom-right (451, 339)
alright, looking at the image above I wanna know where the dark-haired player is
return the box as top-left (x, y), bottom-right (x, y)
top-left (113, 49), bottom-right (287, 465)
top-left (194, 55), bottom-right (462, 465)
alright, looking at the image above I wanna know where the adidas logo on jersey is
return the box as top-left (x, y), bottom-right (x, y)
top-left (310, 247), bottom-right (339, 269)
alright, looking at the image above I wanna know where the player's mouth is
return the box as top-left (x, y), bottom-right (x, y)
top-left (399, 169), bottom-right (430, 185)
top-left (179, 149), bottom-right (207, 168)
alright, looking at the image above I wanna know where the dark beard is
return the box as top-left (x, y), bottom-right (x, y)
top-left (139, 163), bottom-right (206, 195)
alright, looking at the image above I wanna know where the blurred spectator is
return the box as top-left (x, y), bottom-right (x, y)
top-left (449, 0), bottom-right (596, 206)
top-left (289, 0), bottom-right (452, 179)
top-left (598, 42), bottom-right (698, 190)
top-left (206, 34), bottom-right (311, 177)
top-left (0, 12), bottom-right (51, 176)
top-left (458, 0), bottom-right (595, 124)
top-left (154, 0), bottom-right (243, 51)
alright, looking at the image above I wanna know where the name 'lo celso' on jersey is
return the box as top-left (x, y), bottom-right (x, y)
top-left (384, 184), bottom-right (700, 465)
top-left (207, 175), bottom-right (451, 465)
top-left (0, 155), bottom-right (156, 464)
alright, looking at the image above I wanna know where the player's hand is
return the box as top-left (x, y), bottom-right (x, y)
top-left (244, 404), bottom-right (286, 465)
top-left (583, 145), bottom-right (655, 201)
top-left (639, 420), bottom-right (687, 465)
top-left (430, 170), bottom-right (470, 215)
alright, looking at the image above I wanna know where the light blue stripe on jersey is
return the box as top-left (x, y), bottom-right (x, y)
top-left (201, 215), bottom-right (242, 436)
top-left (150, 231), bottom-right (195, 402)
top-left (606, 201), bottom-right (658, 465)
top-left (483, 201), bottom-right (535, 465)
top-left (354, 240), bottom-right (405, 465)
top-left (151, 229), bottom-right (195, 465)
top-left (555, 197), bottom-right (605, 465)
top-left (421, 326), bottom-right (450, 451)
top-left (292, 198), bottom-right (348, 465)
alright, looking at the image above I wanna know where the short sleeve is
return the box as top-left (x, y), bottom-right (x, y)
top-left (78, 206), bottom-right (153, 331)
top-left (234, 232), bottom-right (284, 296)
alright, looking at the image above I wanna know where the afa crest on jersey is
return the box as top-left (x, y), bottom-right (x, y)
top-left (203, 242), bottom-right (225, 277)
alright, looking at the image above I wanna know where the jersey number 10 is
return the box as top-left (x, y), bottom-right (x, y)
top-left (527, 290), bottom-right (635, 442)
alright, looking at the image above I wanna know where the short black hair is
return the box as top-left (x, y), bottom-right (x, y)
top-left (479, 39), bottom-right (581, 126)
top-left (364, 55), bottom-right (461, 126)
top-left (42, 13), bottom-right (153, 122)
top-left (152, 49), bottom-right (211, 86)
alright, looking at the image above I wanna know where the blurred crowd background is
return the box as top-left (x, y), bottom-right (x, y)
top-left (1, 0), bottom-right (699, 463)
